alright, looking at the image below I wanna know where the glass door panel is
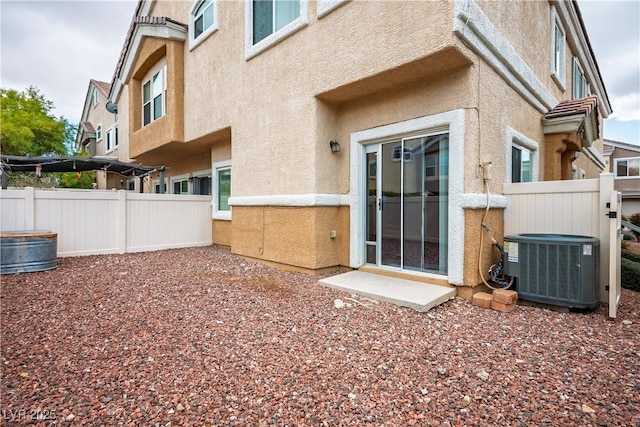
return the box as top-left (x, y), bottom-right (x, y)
top-left (365, 150), bottom-right (378, 264)
top-left (402, 137), bottom-right (425, 271)
top-left (381, 142), bottom-right (401, 268)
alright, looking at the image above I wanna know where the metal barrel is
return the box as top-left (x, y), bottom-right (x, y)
top-left (0, 231), bottom-right (58, 275)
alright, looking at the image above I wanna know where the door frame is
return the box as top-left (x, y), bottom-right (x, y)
top-left (349, 109), bottom-right (466, 285)
top-left (365, 134), bottom-right (449, 273)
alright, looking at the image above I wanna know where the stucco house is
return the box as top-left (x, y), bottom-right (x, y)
top-left (603, 139), bottom-right (640, 217)
top-left (76, 79), bottom-right (131, 190)
top-left (104, 0), bottom-right (611, 297)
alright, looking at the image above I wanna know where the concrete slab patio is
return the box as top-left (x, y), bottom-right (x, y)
top-left (319, 270), bottom-right (456, 312)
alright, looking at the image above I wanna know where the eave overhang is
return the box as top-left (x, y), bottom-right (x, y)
top-left (111, 17), bottom-right (187, 103)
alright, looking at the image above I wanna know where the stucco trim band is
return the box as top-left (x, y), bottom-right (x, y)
top-left (349, 109), bottom-right (466, 286)
top-left (460, 194), bottom-right (508, 209)
top-left (317, 0), bottom-right (349, 19)
top-left (553, 0), bottom-right (611, 116)
top-left (453, 0), bottom-right (557, 113)
top-left (229, 194), bottom-right (350, 207)
top-left (583, 146), bottom-right (606, 171)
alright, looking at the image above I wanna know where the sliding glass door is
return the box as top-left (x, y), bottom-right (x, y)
top-left (365, 133), bottom-right (449, 274)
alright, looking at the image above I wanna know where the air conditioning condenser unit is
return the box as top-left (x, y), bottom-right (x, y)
top-left (503, 233), bottom-right (599, 309)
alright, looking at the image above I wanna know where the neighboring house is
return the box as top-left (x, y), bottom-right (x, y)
top-left (76, 79), bottom-right (132, 190)
top-left (103, 0), bottom-right (611, 295)
top-left (603, 139), bottom-right (640, 217)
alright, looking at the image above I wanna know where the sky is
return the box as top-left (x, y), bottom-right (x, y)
top-left (0, 0), bottom-right (638, 145)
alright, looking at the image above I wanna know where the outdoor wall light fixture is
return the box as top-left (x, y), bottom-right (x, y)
top-left (329, 140), bottom-right (341, 153)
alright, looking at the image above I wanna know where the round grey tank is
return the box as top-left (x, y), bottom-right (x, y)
top-left (0, 231), bottom-right (58, 275)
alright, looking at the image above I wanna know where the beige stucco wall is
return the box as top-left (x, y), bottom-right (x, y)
top-left (113, 0), bottom-right (609, 278)
top-left (231, 206), bottom-right (348, 270)
top-left (145, 0), bottom-right (460, 196)
top-left (213, 220), bottom-right (231, 246)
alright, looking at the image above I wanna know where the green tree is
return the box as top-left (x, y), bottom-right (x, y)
top-left (1, 86), bottom-right (69, 156)
top-left (59, 151), bottom-right (96, 189)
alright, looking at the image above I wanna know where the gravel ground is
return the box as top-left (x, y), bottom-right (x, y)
top-left (1, 245), bottom-right (639, 426)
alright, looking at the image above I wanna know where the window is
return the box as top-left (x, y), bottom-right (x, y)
top-left (92, 88), bottom-right (99, 107)
top-left (551, 7), bottom-right (566, 86)
top-left (154, 180), bottom-right (168, 194)
top-left (126, 180), bottom-right (136, 191)
top-left (142, 64), bottom-right (167, 126)
top-left (512, 146), bottom-right (533, 183)
top-left (96, 124), bottom-right (103, 142)
top-left (572, 58), bottom-right (587, 99)
top-left (425, 155), bottom-right (437, 178)
top-left (173, 179), bottom-right (189, 194)
top-left (506, 126), bottom-right (539, 183)
top-left (615, 157), bottom-right (640, 178)
top-left (190, 0), bottom-right (218, 49)
top-left (253, 0), bottom-right (300, 44)
top-left (246, 0), bottom-right (308, 59)
top-left (106, 126), bottom-right (118, 152)
top-left (391, 145), bottom-right (413, 162)
top-left (194, 176), bottom-right (212, 195)
top-left (213, 161), bottom-right (231, 220)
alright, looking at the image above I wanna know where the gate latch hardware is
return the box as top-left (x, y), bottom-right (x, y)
top-left (606, 211), bottom-right (617, 219)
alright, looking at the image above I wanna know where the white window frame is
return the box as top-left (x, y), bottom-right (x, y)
top-left (213, 160), bottom-right (231, 220)
top-left (614, 157), bottom-right (640, 180)
top-left (171, 174), bottom-right (190, 195)
top-left (189, 0), bottom-right (218, 51)
top-left (96, 124), bottom-right (103, 142)
top-left (244, 0), bottom-right (309, 60)
top-left (92, 88), bottom-right (99, 107)
top-left (142, 59), bottom-right (168, 127)
top-left (317, 0), bottom-right (348, 19)
top-left (505, 126), bottom-right (539, 183)
top-left (153, 179), bottom-right (168, 194)
top-left (106, 125), bottom-right (118, 153)
top-left (550, 6), bottom-right (566, 89)
top-left (572, 57), bottom-right (587, 99)
top-left (126, 179), bottom-right (136, 191)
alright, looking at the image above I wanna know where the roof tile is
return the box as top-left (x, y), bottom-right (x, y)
top-left (80, 121), bottom-right (96, 134)
top-left (544, 96), bottom-right (598, 119)
top-left (90, 79), bottom-right (111, 97)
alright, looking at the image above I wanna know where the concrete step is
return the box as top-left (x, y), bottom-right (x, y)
top-left (320, 271), bottom-right (456, 312)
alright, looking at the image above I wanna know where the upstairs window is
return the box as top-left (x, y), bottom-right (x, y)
top-left (252, 0), bottom-right (300, 44)
top-left (92, 88), bottom-right (99, 107)
top-left (96, 124), bottom-right (103, 142)
top-left (572, 58), bottom-right (587, 99)
top-left (142, 62), bottom-right (167, 126)
top-left (551, 7), bottom-right (566, 87)
top-left (190, 0), bottom-right (218, 48)
top-left (615, 157), bottom-right (640, 178)
top-left (425, 155), bottom-right (438, 178)
top-left (106, 126), bottom-right (118, 152)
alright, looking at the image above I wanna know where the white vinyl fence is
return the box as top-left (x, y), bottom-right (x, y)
top-left (503, 173), bottom-right (621, 317)
top-left (1, 187), bottom-right (212, 257)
